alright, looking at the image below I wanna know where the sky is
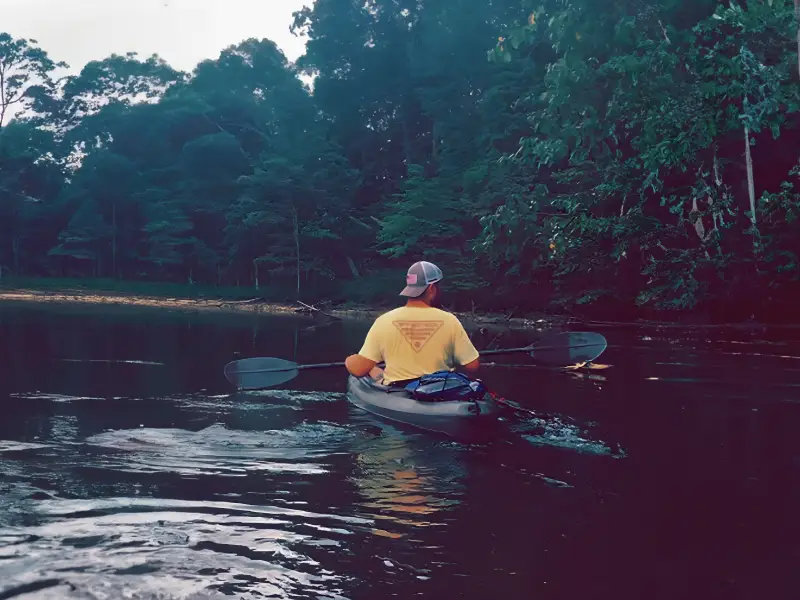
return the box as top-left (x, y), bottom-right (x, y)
top-left (3, 0), bottom-right (312, 75)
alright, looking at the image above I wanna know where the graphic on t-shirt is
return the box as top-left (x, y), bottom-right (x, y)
top-left (392, 320), bottom-right (444, 352)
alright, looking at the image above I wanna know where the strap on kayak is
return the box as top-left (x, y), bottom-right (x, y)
top-left (387, 378), bottom-right (418, 388)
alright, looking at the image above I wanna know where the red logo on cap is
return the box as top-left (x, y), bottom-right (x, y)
top-left (406, 274), bottom-right (418, 285)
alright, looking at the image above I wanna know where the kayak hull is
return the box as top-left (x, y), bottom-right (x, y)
top-left (346, 375), bottom-right (503, 441)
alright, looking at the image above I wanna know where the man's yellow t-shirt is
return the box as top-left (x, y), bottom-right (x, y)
top-left (357, 306), bottom-right (480, 384)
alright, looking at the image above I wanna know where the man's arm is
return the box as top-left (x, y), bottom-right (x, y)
top-left (345, 354), bottom-right (377, 377)
top-left (462, 357), bottom-right (480, 374)
top-left (452, 317), bottom-right (480, 373)
top-left (346, 319), bottom-right (382, 377)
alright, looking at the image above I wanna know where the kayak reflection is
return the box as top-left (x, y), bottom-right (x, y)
top-left (349, 426), bottom-right (467, 539)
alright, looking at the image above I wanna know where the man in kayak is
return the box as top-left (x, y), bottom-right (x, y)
top-left (345, 261), bottom-right (480, 384)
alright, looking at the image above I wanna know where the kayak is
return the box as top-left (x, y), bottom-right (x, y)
top-left (346, 375), bottom-right (504, 441)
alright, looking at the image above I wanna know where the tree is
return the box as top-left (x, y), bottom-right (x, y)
top-left (479, 0), bottom-right (800, 316)
top-left (0, 33), bottom-right (65, 127)
top-left (2, 3), bottom-right (800, 321)
top-left (0, 121), bottom-right (63, 274)
top-left (48, 199), bottom-right (111, 276)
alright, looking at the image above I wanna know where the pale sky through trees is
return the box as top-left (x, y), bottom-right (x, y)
top-left (3, 0), bottom-right (311, 74)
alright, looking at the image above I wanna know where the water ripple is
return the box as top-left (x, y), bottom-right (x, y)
top-left (84, 423), bottom-right (352, 476)
top-left (0, 497), bottom-right (366, 599)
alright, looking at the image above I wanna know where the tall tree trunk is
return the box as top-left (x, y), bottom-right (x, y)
top-left (346, 256), bottom-right (360, 278)
top-left (795, 0), bottom-right (800, 78)
top-left (402, 115), bottom-right (413, 172)
top-left (253, 260), bottom-right (259, 290)
top-left (11, 236), bottom-right (19, 274)
top-left (292, 207), bottom-right (301, 299)
top-left (710, 143), bottom-right (722, 254)
top-left (0, 65), bottom-right (8, 128)
top-left (431, 119), bottom-right (438, 168)
top-left (744, 124), bottom-right (759, 248)
top-left (112, 200), bottom-right (117, 278)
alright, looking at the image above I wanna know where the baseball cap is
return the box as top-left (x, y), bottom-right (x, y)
top-left (399, 261), bottom-right (444, 297)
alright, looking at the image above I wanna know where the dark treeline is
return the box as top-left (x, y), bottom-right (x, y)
top-left (1, 0), bottom-right (800, 321)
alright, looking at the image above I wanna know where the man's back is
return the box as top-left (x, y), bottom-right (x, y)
top-left (357, 305), bottom-right (479, 384)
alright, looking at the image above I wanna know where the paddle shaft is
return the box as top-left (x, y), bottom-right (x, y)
top-left (480, 341), bottom-right (602, 356)
top-left (230, 343), bottom-right (559, 375)
top-left (233, 360), bottom-right (345, 375)
top-left (227, 332), bottom-right (606, 378)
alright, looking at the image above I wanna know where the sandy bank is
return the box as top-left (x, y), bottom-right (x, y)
top-left (0, 288), bottom-right (558, 331)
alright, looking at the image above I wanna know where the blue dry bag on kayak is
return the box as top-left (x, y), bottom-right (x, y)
top-left (404, 371), bottom-right (487, 402)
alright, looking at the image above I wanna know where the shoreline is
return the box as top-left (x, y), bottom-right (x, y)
top-left (0, 287), bottom-right (791, 332)
top-left (0, 288), bottom-right (559, 331)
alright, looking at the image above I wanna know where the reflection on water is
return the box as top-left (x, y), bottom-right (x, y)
top-left (351, 432), bottom-right (466, 537)
top-left (0, 303), bottom-right (799, 599)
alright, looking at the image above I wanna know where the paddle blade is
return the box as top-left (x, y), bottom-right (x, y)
top-left (530, 332), bottom-right (607, 366)
top-left (223, 357), bottom-right (299, 390)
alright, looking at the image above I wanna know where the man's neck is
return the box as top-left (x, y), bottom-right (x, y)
top-left (406, 299), bottom-right (431, 308)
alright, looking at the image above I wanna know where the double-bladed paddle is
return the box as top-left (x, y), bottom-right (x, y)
top-left (224, 331), bottom-right (607, 391)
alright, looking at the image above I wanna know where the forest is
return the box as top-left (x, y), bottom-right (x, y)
top-left (1, 0), bottom-right (800, 322)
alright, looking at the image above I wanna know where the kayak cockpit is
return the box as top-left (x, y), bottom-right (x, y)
top-left (346, 375), bottom-right (504, 441)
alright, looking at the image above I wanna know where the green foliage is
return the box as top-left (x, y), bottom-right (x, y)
top-left (49, 199), bottom-right (111, 264)
top-left (478, 0), bottom-right (800, 316)
top-left (2, 0), bottom-right (800, 320)
top-left (0, 33), bottom-right (66, 127)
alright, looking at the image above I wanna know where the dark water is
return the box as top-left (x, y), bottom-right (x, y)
top-left (0, 302), bottom-right (799, 599)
